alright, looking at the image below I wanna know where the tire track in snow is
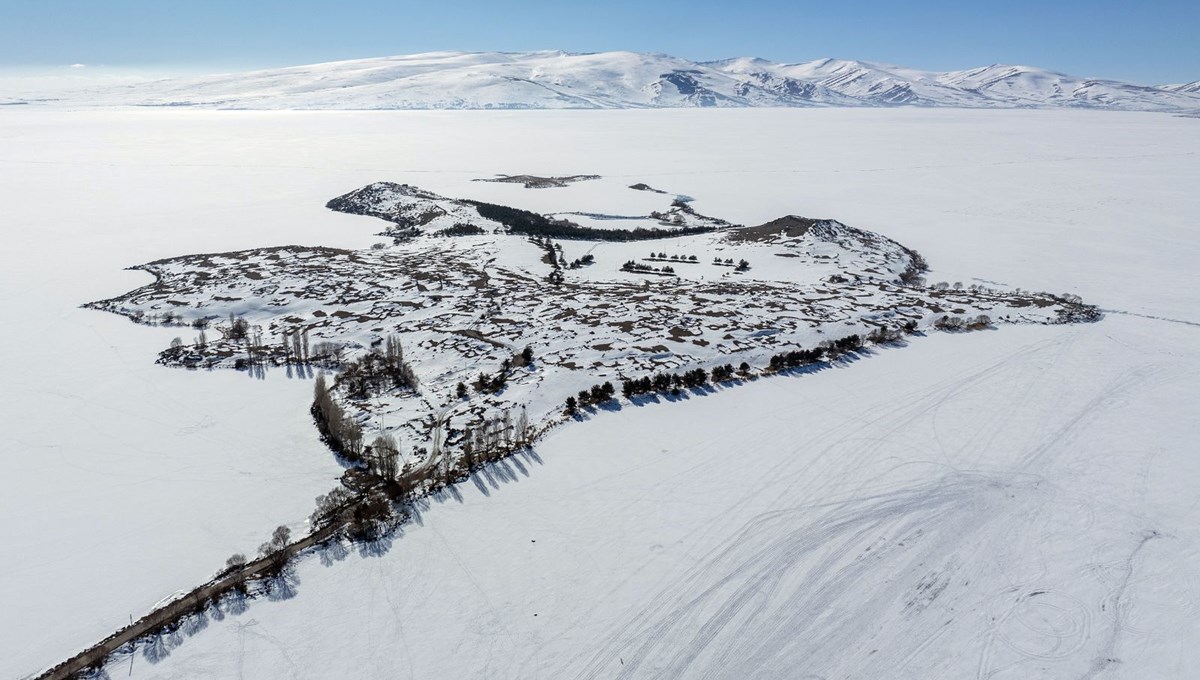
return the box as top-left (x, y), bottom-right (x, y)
top-left (574, 472), bottom-right (1034, 679)
top-left (1099, 309), bottom-right (1200, 328)
top-left (1077, 530), bottom-right (1162, 680)
top-left (572, 334), bottom-right (1167, 680)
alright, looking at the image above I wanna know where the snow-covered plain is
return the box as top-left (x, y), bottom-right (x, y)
top-left (1, 108), bottom-right (1196, 679)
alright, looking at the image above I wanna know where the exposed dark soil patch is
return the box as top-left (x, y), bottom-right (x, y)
top-left (728, 215), bottom-right (825, 242)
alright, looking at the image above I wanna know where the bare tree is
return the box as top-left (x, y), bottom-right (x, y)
top-left (280, 330), bottom-right (291, 363)
top-left (462, 431), bottom-right (475, 469)
top-left (310, 487), bottom-right (354, 528)
top-left (258, 524), bottom-right (293, 574)
top-left (430, 410), bottom-right (451, 482)
top-left (385, 335), bottom-right (403, 367)
top-left (514, 407), bottom-right (529, 448)
top-left (226, 313), bottom-right (249, 341)
top-left (502, 410), bottom-right (513, 449)
top-left (473, 425), bottom-right (487, 463)
top-left (369, 434), bottom-right (401, 481)
top-left (485, 416), bottom-right (501, 460)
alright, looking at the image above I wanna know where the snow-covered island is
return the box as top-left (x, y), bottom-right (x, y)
top-left (85, 178), bottom-right (1100, 545)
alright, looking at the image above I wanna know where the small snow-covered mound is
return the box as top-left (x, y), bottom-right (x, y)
top-left (326, 182), bottom-right (503, 235)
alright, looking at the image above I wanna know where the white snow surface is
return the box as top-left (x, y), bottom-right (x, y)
top-left (0, 107), bottom-right (1197, 679)
top-left (11, 51), bottom-right (1200, 112)
top-left (1161, 80), bottom-right (1200, 94)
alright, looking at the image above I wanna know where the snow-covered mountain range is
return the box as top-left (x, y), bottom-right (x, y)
top-left (33, 51), bottom-right (1200, 112)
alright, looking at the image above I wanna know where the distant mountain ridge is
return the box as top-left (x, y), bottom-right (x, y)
top-left (45, 51), bottom-right (1200, 112)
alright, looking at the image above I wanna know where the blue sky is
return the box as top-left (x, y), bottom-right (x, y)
top-left (2, 0), bottom-right (1197, 84)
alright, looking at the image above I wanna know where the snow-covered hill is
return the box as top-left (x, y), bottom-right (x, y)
top-left (1162, 80), bottom-right (1200, 94)
top-left (39, 50), bottom-right (1200, 112)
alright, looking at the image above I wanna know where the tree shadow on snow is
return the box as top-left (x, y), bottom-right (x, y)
top-left (317, 535), bottom-right (351, 567)
top-left (356, 532), bottom-right (395, 559)
top-left (263, 566), bottom-right (300, 601)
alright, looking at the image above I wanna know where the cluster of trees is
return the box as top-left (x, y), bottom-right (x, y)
top-left (566, 381), bottom-right (617, 413)
top-left (225, 314), bottom-right (250, 341)
top-left (346, 488), bottom-right (395, 541)
top-left (831, 333), bottom-right (864, 351)
top-left (367, 433), bottom-right (402, 481)
top-left (472, 346), bottom-right (533, 395)
top-left (160, 310), bottom-right (348, 372)
top-left (128, 310), bottom-right (216, 328)
top-left (310, 446), bottom-right (408, 541)
top-left (926, 280), bottom-right (1091, 317)
top-left (309, 486), bottom-right (355, 530)
top-left (766, 325), bottom-right (922, 371)
top-left (460, 408), bottom-right (531, 470)
top-left (899, 249), bottom-right (929, 285)
top-left (279, 326), bottom-right (312, 365)
top-left (312, 373), bottom-right (365, 461)
top-left (441, 222), bottom-right (487, 237)
top-left (205, 313), bottom-right (282, 371)
top-left (622, 260), bottom-right (676, 275)
top-left (866, 325), bottom-right (905, 344)
top-left (617, 367), bottom-right (712, 401)
top-left (257, 525), bottom-right (293, 577)
top-left (223, 405), bottom-right (546, 592)
top-left (515, 345), bottom-right (534, 367)
top-left (233, 326), bottom-right (270, 370)
top-left (220, 523), bottom-right (294, 585)
top-left (768, 347), bottom-right (825, 371)
top-left (648, 252), bottom-right (699, 262)
top-left (339, 335), bottom-right (419, 400)
top-left (307, 435), bottom-right (412, 541)
top-left (712, 257), bottom-right (751, 271)
top-left (532, 235), bottom-right (565, 267)
top-left (567, 253), bottom-right (595, 269)
top-left (307, 341), bottom-right (344, 368)
top-left (820, 334), bottom-right (864, 359)
top-left (932, 281), bottom-right (965, 291)
top-left (709, 363), bottom-right (747, 383)
top-left (313, 473), bottom-right (399, 541)
top-left (474, 370), bottom-right (508, 394)
top-left (471, 200), bottom-right (716, 242)
top-left (934, 314), bottom-right (992, 332)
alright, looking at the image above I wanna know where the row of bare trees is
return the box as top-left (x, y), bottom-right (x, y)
top-left (460, 408), bottom-right (530, 471)
top-left (312, 373), bottom-right (364, 460)
top-left (280, 326), bottom-right (311, 364)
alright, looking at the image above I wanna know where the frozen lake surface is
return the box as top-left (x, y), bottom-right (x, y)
top-left (1, 108), bottom-right (1196, 678)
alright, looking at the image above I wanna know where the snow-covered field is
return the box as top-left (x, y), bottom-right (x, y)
top-left (1, 108), bottom-right (1196, 679)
